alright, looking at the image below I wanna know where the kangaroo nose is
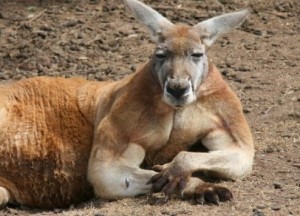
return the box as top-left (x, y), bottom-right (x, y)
top-left (166, 83), bottom-right (189, 99)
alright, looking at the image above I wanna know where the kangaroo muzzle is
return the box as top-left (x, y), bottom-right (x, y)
top-left (165, 78), bottom-right (190, 99)
top-left (163, 77), bottom-right (195, 107)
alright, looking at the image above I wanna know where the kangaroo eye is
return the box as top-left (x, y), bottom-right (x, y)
top-left (191, 53), bottom-right (203, 58)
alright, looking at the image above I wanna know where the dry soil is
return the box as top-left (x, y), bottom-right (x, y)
top-left (0, 0), bottom-right (299, 215)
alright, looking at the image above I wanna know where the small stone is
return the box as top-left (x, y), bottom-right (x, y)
top-left (277, 98), bottom-right (285, 105)
top-left (78, 56), bottom-right (88, 60)
top-left (0, 73), bottom-right (9, 80)
top-left (54, 208), bottom-right (62, 213)
top-left (221, 70), bottom-right (228, 76)
top-left (238, 66), bottom-right (251, 72)
top-left (293, 163), bottom-right (300, 169)
top-left (33, 30), bottom-right (48, 39)
top-left (253, 208), bottom-right (265, 216)
top-left (20, 23), bottom-right (32, 30)
top-left (62, 19), bottom-right (79, 27)
top-left (266, 30), bottom-right (275, 35)
top-left (243, 107), bottom-right (252, 113)
top-left (6, 208), bottom-right (20, 214)
top-left (281, 134), bottom-right (291, 138)
top-left (256, 205), bottom-right (267, 209)
top-left (87, 73), bottom-right (95, 80)
top-left (271, 206), bottom-right (281, 211)
top-left (95, 72), bottom-right (106, 81)
top-left (273, 183), bottom-right (282, 189)
top-left (253, 29), bottom-right (263, 35)
top-left (161, 210), bottom-right (170, 215)
top-left (130, 65), bottom-right (136, 72)
top-left (69, 45), bottom-right (81, 51)
top-left (40, 25), bottom-right (54, 32)
top-left (244, 85), bottom-right (252, 90)
top-left (264, 146), bottom-right (275, 153)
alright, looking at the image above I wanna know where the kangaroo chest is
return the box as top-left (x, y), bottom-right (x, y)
top-left (144, 104), bottom-right (216, 167)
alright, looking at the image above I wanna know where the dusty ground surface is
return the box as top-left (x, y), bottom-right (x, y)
top-left (0, 0), bottom-right (299, 215)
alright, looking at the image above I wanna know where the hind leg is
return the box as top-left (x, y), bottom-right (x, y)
top-left (0, 186), bottom-right (10, 207)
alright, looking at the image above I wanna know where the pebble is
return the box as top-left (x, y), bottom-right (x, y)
top-left (293, 163), bottom-right (300, 169)
top-left (281, 133), bottom-right (291, 138)
top-left (273, 183), bottom-right (282, 189)
top-left (62, 19), bottom-right (80, 27)
top-left (278, 155), bottom-right (284, 159)
top-left (0, 73), bottom-right (9, 80)
top-left (6, 208), bottom-right (20, 215)
top-left (243, 107), bottom-right (252, 113)
top-left (264, 146), bottom-right (276, 153)
top-left (40, 25), bottom-right (54, 32)
top-left (161, 210), bottom-right (171, 215)
top-left (244, 85), bottom-right (253, 90)
top-left (253, 208), bottom-right (265, 216)
top-left (238, 66), bottom-right (251, 72)
top-left (271, 206), bottom-right (281, 211)
top-left (34, 30), bottom-right (48, 39)
top-left (253, 29), bottom-right (263, 35)
top-left (256, 205), bottom-right (268, 209)
top-left (95, 72), bottom-right (106, 81)
top-left (53, 208), bottom-right (62, 213)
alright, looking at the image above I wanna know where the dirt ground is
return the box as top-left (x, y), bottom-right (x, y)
top-left (0, 0), bottom-right (299, 215)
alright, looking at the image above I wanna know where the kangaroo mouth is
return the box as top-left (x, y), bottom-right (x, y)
top-left (163, 93), bottom-right (194, 108)
top-left (162, 80), bottom-right (196, 108)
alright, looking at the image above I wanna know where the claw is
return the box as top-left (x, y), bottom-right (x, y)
top-left (215, 187), bottom-right (233, 202)
top-left (204, 189), bottom-right (218, 204)
top-left (163, 195), bottom-right (170, 203)
top-left (146, 172), bottom-right (162, 185)
top-left (125, 178), bottom-right (130, 188)
top-left (179, 178), bottom-right (187, 198)
top-left (193, 184), bottom-right (232, 205)
top-left (152, 165), bottom-right (164, 172)
top-left (162, 178), bottom-right (179, 201)
top-left (151, 176), bottom-right (168, 193)
top-left (195, 194), bottom-right (205, 205)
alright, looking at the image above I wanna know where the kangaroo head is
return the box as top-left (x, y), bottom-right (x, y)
top-left (125, 0), bottom-right (249, 107)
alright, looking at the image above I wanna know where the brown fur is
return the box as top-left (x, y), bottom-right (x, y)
top-left (0, 0), bottom-right (253, 208)
top-left (0, 78), bottom-right (96, 207)
top-left (145, 63), bottom-right (253, 166)
top-left (0, 60), bottom-right (252, 208)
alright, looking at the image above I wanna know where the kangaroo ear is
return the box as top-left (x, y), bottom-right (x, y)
top-left (124, 0), bottom-right (174, 42)
top-left (194, 9), bottom-right (250, 47)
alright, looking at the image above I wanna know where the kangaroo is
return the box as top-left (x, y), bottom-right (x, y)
top-left (0, 0), bottom-right (253, 209)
